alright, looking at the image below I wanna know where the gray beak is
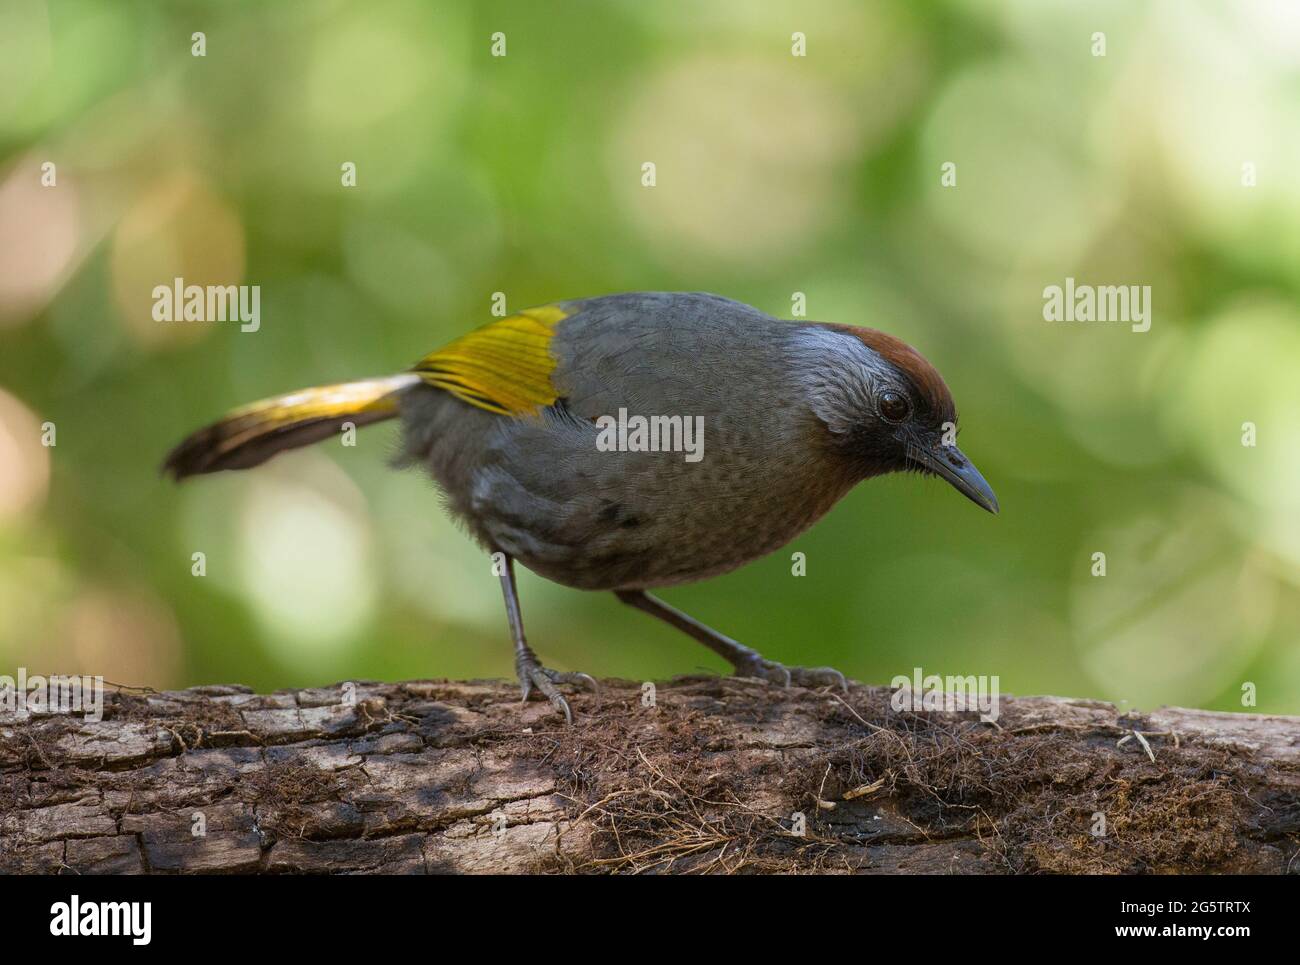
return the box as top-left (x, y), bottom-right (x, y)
top-left (912, 442), bottom-right (999, 515)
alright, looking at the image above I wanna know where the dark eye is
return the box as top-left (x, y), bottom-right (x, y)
top-left (879, 391), bottom-right (910, 423)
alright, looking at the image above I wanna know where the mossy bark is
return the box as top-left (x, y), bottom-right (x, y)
top-left (1, 677), bottom-right (1297, 874)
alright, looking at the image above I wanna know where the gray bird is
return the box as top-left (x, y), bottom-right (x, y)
top-left (165, 292), bottom-right (999, 722)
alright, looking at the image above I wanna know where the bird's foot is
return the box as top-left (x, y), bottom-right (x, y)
top-left (516, 654), bottom-right (599, 725)
top-left (732, 655), bottom-right (848, 692)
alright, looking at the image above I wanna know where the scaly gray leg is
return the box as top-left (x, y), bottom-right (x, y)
top-left (497, 553), bottom-right (597, 724)
top-left (614, 589), bottom-right (848, 691)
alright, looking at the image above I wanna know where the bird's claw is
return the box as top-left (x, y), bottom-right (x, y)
top-left (517, 661), bottom-right (599, 725)
top-left (734, 657), bottom-right (848, 692)
top-left (789, 665), bottom-right (850, 691)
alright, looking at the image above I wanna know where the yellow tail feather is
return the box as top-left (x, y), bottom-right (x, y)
top-left (163, 374), bottom-right (420, 480)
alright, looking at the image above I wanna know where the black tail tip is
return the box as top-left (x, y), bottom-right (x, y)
top-left (160, 429), bottom-right (222, 482)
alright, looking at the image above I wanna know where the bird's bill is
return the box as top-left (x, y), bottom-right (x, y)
top-left (911, 443), bottom-right (999, 515)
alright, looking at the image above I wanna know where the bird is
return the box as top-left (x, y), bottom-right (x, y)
top-left (164, 291), bottom-right (998, 722)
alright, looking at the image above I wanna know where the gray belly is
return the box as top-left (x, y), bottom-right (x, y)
top-left (400, 388), bottom-right (855, 592)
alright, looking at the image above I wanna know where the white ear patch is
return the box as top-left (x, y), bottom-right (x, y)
top-left (790, 327), bottom-right (897, 434)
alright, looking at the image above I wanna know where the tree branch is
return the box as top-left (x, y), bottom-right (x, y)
top-left (2, 677), bottom-right (1297, 874)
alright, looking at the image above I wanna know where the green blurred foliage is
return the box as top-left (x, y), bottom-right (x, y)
top-left (2, 0), bottom-right (1299, 713)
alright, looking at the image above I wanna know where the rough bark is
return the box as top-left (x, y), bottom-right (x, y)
top-left (1, 676), bottom-right (1297, 874)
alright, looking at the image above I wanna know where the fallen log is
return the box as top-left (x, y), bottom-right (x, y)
top-left (1, 677), bottom-right (1296, 874)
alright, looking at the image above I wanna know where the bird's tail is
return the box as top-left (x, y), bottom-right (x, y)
top-left (162, 373), bottom-right (422, 480)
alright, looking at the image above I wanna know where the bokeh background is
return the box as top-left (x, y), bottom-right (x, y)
top-left (2, 0), bottom-right (1299, 714)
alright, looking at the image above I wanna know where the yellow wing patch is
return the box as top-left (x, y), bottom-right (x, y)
top-left (412, 304), bottom-right (569, 416)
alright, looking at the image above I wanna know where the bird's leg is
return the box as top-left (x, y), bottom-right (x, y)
top-left (497, 553), bottom-right (597, 724)
top-left (614, 590), bottom-right (848, 691)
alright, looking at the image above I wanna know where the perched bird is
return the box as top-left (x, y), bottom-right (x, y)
top-left (165, 292), bottom-right (998, 722)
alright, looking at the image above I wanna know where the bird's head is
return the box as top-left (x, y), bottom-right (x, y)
top-left (792, 323), bottom-right (999, 514)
